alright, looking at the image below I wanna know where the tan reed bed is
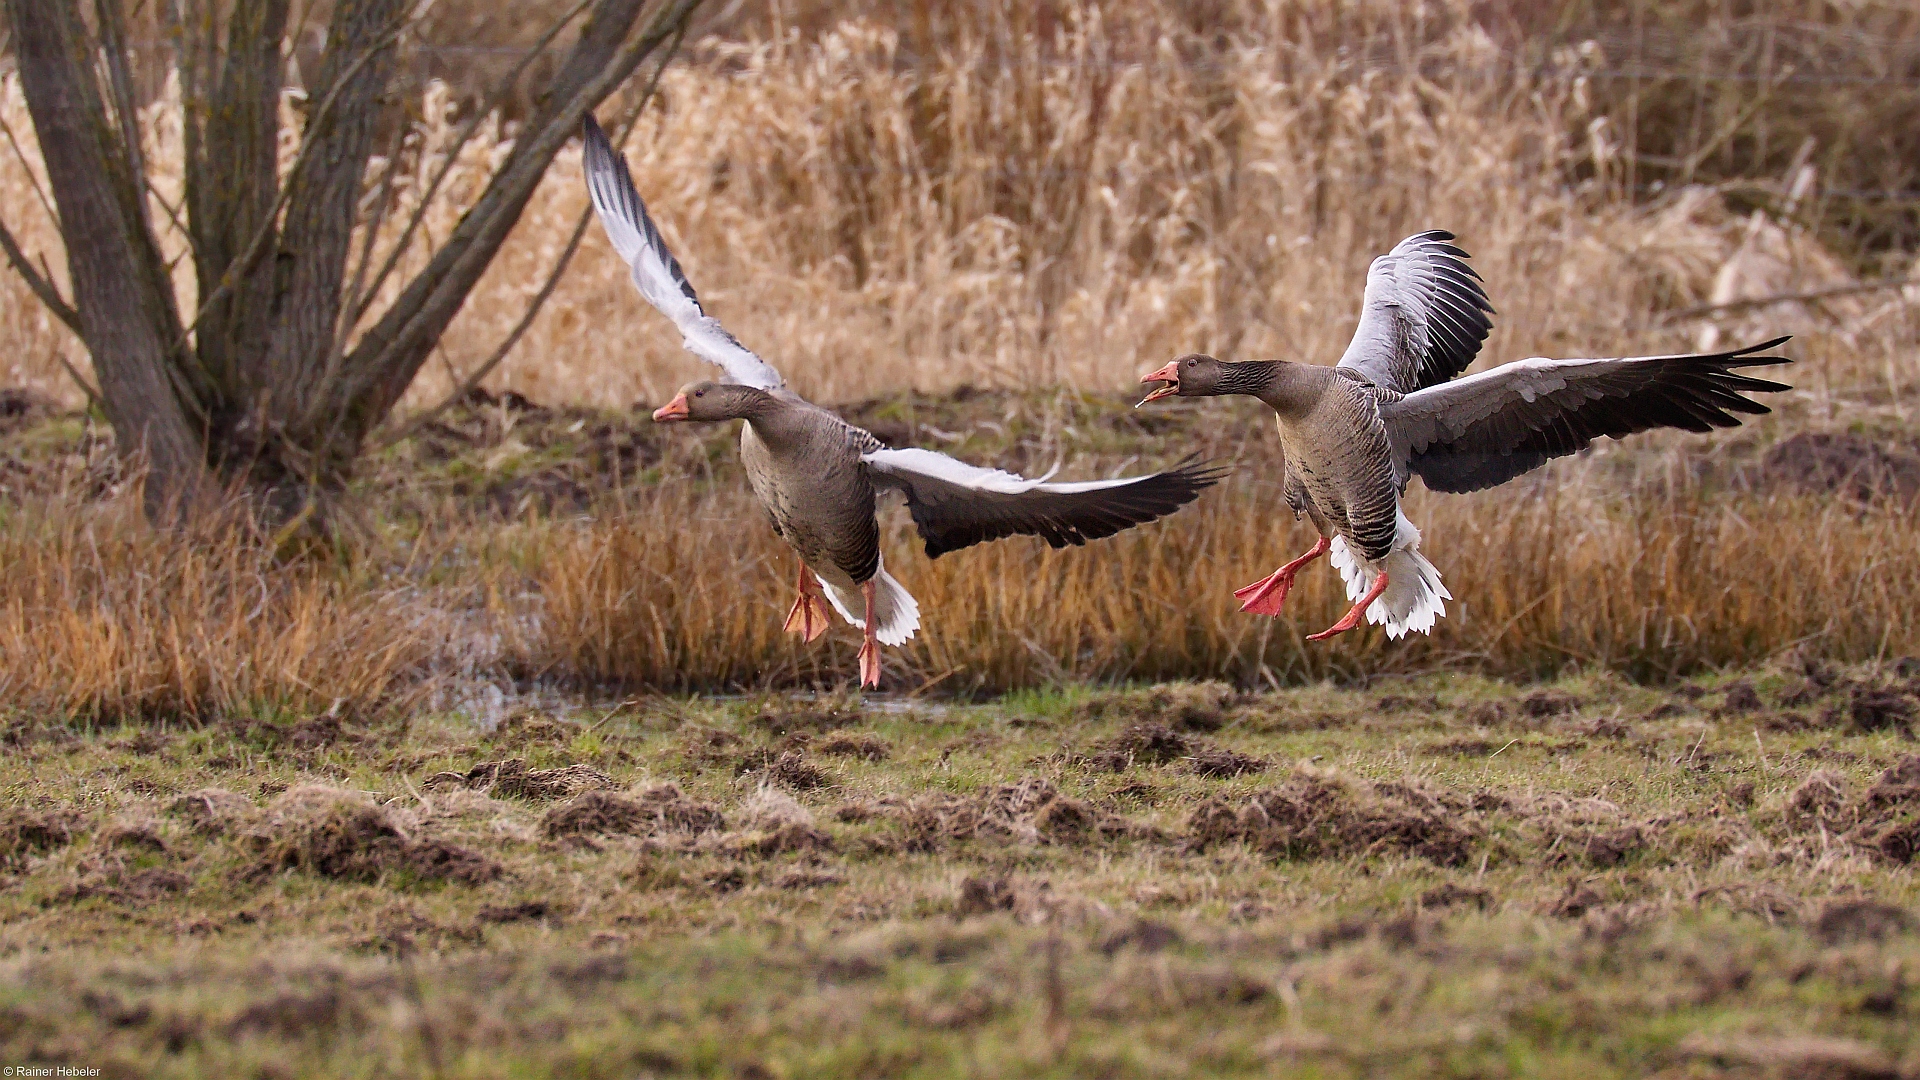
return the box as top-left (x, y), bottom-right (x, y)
top-left (524, 468), bottom-right (1920, 692)
top-left (0, 504), bottom-right (437, 723)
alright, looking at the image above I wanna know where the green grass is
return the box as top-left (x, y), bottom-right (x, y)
top-left (3, 666), bottom-right (1919, 1076)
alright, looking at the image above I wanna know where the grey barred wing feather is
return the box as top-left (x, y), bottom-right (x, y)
top-left (1381, 336), bottom-right (1793, 494)
top-left (1336, 230), bottom-right (1495, 393)
top-left (581, 115), bottom-right (784, 390)
top-left (861, 448), bottom-right (1225, 558)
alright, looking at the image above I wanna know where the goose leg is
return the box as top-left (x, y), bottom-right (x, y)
top-left (856, 579), bottom-right (883, 689)
top-left (782, 561), bottom-right (831, 642)
top-left (1307, 572), bottom-right (1390, 642)
top-left (1234, 536), bottom-right (1331, 617)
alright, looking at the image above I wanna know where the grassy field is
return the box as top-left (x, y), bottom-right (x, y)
top-left (5, 668), bottom-right (1920, 1077)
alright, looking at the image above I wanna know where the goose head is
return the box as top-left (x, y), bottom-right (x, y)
top-left (652, 381), bottom-right (772, 423)
top-left (1138, 353), bottom-right (1225, 405)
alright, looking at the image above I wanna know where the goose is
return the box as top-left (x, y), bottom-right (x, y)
top-left (1137, 230), bottom-right (1792, 641)
top-left (583, 117), bottom-right (1221, 687)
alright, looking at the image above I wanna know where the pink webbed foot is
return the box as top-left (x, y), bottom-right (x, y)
top-left (782, 563), bottom-right (831, 642)
top-left (1307, 571), bottom-right (1390, 642)
top-left (1234, 536), bottom-right (1331, 617)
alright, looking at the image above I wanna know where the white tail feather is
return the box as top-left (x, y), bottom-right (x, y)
top-left (1327, 510), bottom-right (1450, 639)
top-left (817, 560), bottom-right (920, 646)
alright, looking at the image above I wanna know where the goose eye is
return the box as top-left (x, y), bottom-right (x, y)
top-left (694, 390), bottom-right (705, 398)
top-left (1185, 358), bottom-right (1196, 368)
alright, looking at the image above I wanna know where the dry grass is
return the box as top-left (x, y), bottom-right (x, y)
top-left (4, 0), bottom-right (1916, 410)
top-left (0, 502), bottom-right (434, 723)
top-left (527, 465), bottom-right (1920, 692)
top-left (0, 0), bottom-right (1916, 706)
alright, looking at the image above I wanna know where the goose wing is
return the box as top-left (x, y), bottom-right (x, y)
top-left (861, 448), bottom-right (1224, 558)
top-left (1336, 230), bottom-right (1495, 393)
top-left (581, 115), bottom-right (784, 390)
top-left (1381, 336), bottom-right (1793, 493)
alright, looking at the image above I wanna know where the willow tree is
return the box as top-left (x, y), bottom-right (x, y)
top-left (0, 0), bottom-right (700, 522)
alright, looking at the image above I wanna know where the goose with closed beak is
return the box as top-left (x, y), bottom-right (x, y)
top-left (1138, 230), bottom-right (1792, 641)
top-left (584, 116), bottom-right (1222, 687)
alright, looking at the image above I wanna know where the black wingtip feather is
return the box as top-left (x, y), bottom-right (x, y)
top-left (915, 458), bottom-right (1226, 560)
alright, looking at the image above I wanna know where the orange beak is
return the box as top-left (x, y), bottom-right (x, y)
top-left (652, 392), bottom-right (690, 423)
top-left (1136, 361), bottom-right (1181, 407)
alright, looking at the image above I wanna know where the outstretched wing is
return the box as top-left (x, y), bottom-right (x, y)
top-left (581, 115), bottom-right (783, 390)
top-left (861, 448), bottom-right (1225, 558)
top-left (1336, 230), bottom-right (1496, 393)
top-left (1382, 336), bottom-right (1793, 494)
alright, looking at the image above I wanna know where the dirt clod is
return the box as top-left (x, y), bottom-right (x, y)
top-left (1759, 431), bottom-right (1920, 506)
top-left (165, 788), bottom-right (257, 836)
top-left (1073, 682), bottom-right (1244, 732)
top-left (540, 785), bottom-right (725, 839)
top-left (430, 759), bottom-right (615, 801)
top-left (1521, 691), bottom-right (1579, 718)
top-left (0, 808), bottom-right (77, 867)
top-left (955, 875), bottom-right (1018, 916)
top-left (1189, 745), bottom-right (1267, 778)
top-left (1786, 770), bottom-right (1854, 829)
top-left (1828, 687), bottom-right (1915, 736)
top-left (477, 901), bottom-right (556, 924)
top-left (815, 732), bottom-right (890, 760)
top-left (1099, 919), bottom-right (1181, 955)
top-left (248, 786), bottom-right (500, 885)
top-left (1814, 900), bottom-right (1914, 944)
top-left (1719, 681), bottom-right (1764, 714)
top-left (1186, 768), bottom-right (1479, 866)
top-left (1418, 882), bottom-right (1492, 910)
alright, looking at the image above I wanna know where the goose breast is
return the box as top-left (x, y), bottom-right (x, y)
top-left (1277, 379), bottom-right (1400, 564)
top-left (741, 416), bottom-right (884, 585)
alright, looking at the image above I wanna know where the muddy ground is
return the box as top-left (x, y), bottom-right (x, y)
top-left (2, 664), bottom-right (1920, 1076)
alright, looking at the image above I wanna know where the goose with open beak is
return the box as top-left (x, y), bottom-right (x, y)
top-left (585, 116), bottom-right (1223, 688)
top-left (1139, 230), bottom-right (1792, 642)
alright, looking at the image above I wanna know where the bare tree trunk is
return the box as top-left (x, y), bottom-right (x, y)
top-left (8, 0), bottom-right (211, 518)
top-left (0, 0), bottom-right (702, 528)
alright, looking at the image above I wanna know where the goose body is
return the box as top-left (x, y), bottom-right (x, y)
top-left (1139, 230), bottom-right (1792, 641)
top-left (583, 116), bottom-right (1220, 685)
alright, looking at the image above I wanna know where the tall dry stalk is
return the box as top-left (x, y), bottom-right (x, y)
top-left (0, 504), bottom-right (435, 721)
top-left (523, 469), bottom-right (1920, 692)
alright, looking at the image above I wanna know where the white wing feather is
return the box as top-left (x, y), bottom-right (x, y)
top-left (581, 117), bottom-right (784, 390)
top-left (860, 447), bottom-right (1142, 494)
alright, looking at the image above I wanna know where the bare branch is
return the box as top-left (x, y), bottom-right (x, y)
top-left (333, 0), bottom-right (704, 437)
top-left (344, 0), bottom-right (596, 330)
top-left (0, 215), bottom-right (81, 332)
top-left (373, 27), bottom-right (682, 449)
top-left (1659, 277), bottom-right (1916, 323)
top-left (55, 353), bottom-right (104, 407)
top-left (335, 118), bottom-right (411, 349)
top-left (0, 109), bottom-right (60, 230)
top-left (95, 0), bottom-right (152, 232)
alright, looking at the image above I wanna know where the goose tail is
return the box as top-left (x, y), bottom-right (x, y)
top-left (817, 559), bottom-right (920, 646)
top-left (1328, 510), bottom-right (1449, 639)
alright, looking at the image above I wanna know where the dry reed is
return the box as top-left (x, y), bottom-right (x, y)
top-left (1, 0), bottom-right (1917, 703)
top-left (0, 503), bottom-right (434, 722)
top-left (524, 465), bottom-right (1920, 693)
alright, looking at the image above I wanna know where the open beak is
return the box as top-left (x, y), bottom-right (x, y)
top-left (651, 393), bottom-right (690, 423)
top-left (1136, 362), bottom-right (1181, 407)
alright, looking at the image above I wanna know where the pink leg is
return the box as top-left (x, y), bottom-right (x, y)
top-left (782, 560), bottom-right (831, 642)
top-left (856, 579), bottom-right (882, 689)
top-left (1307, 572), bottom-right (1390, 642)
top-left (1234, 536), bottom-right (1331, 617)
